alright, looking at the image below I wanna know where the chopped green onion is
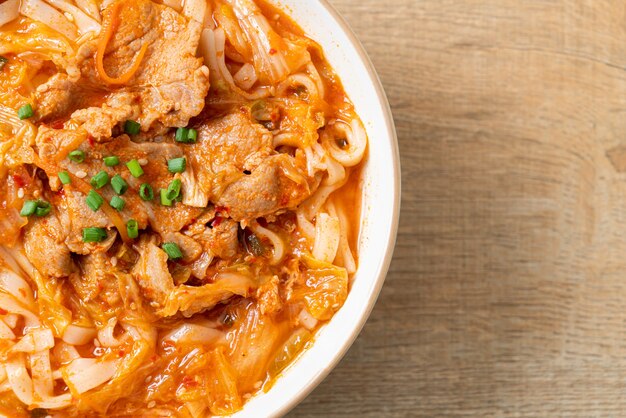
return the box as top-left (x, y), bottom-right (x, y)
top-left (126, 159), bottom-right (144, 178)
top-left (167, 157), bottom-right (186, 173)
top-left (35, 202), bottom-right (51, 217)
top-left (0, 56), bottom-right (7, 71)
top-left (110, 196), bottom-right (125, 211)
top-left (68, 150), bottom-right (85, 163)
top-left (110, 174), bottom-right (128, 195)
top-left (103, 156), bottom-right (120, 167)
top-left (20, 200), bottom-right (51, 217)
top-left (90, 170), bottom-right (109, 189)
top-left (175, 127), bottom-right (189, 142)
top-left (162, 242), bottom-right (183, 260)
top-left (124, 120), bottom-right (141, 135)
top-left (175, 127), bottom-right (198, 144)
top-left (82, 227), bottom-right (107, 243)
top-left (58, 171), bottom-right (71, 185)
top-left (165, 179), bottom-right (182, 201)
top-left (126, 219), bottom-right (139, 239)
top-left (160, 189), bottom-right (173, 206)
top-left (17, 104), bottom-right (33, 120)
top-left (139, 183), bottom-right (154, 201)
top-left (20, 200), bottom-right (38, 217)
top-left (86, 190), bottom-right (104, 212)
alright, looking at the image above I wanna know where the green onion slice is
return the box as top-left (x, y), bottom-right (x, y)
top-left (35, 202), bottom-right (51, 217)
top-left (90, 170), bottom-right (109, 189)
top-left (126, 159), bottom-right (144, 178)
top-left (167, 157), bottom-right (186, 173)
top-left (17, 104), bottom-right (33, 120)
top-left (139, 183), bottom-right (154, 201)
top-left (68, 150), bottom-right (85, 163)
top-left (126, 219), bottom-right (139, 239)
top-left (103, 156), bottom-right (120, 167)
top-left (175, 127), bottom-right (189, 142)
top-left (20, 200), bottom-right (51, 217)
top-left (160, 189), bottom-right (173, 206)
top-left (82, 227), bottom-right (107, 243)
top-left (124, 120), bottom-right (141, 135)
top-left (165, 179), bottom-right (182, 201)
top-left (86, 190), bottom-right (104, 212)
top-left (162, 242), bottom-right (183, 260)
top-left (58, 171), bottom-right (71, 185)
top-left (20, 200), bottom-right (38, 217)
top-left (110, 174), bottom-right (128, 195)
top-left (110, 196), bottom-right (125, 211)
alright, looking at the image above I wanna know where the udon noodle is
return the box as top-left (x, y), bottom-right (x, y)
top-left (0, 0), bottom-right (366, 416)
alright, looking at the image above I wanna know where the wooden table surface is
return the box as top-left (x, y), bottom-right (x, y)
top-left (290, 0), bottom-right (626, 417)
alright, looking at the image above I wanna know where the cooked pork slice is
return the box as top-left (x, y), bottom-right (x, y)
top-left (132, 236), bottom-right (175, 307)
top-left (61, 191), bottom-right (116, 254)
top-left (71, 92), bottom-right (140, 140)
top-left (23, 214), bottom-right (76, 278)
top-left (217, 154), bottom-right (314, 221)
top-left (189, 218), bottom-right (240, 260)
top-left (74, 252), bottom-right (122, 307)
top-left (182, 110), bottom-right (273, 207)
top-left (35, 0), bottom-right (209, 139)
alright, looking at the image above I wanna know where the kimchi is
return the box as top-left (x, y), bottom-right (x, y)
top-left (0, 0), bottom-right (366, 416)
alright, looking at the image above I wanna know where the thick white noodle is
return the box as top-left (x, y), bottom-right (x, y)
top-left (74, 0), bottom-right (101, 22)
top-left (199, 27), bottom-right (271, 100)
top-left (0, 0), bottom-right (20, 27)
top-left (322, 119), bottom-right (367, 167)
top-left (62, 324), bottom-right (97, 346)
top-left (296, 209), bottom-right (315, 242)
top-left (20, 0), bottom-right (78, 40)
top-left (249, 223), bottom-right (285, 265)
top-left (328, 201), bottom-right (357, 274)
top-left (276, 73), bottom-right (320, 102)
top-left (5, 354), bottom-right (34, 405)
top-left (182, 0), bottom-right (207, 24)
top-left (45, 0), bottom-right (101, 36)
top-left (30, 350), bottom-right (54, 397)
top-left (312, 213), bottom-right (340, 263)
top-left (233, 63), bottom-right (258, 90)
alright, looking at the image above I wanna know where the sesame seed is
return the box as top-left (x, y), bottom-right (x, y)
top-left (138, 158), bottom-right (148, 166)
top-left (75, 170), bottom-right (87, 178)
top-left (17, 188), bottom-right (24, 199)
top-left (148, 401), bottom-right (156, 408)
top-left (110, 256), bottom-right (118, 267)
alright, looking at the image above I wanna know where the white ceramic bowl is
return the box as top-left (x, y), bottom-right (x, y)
top-left (232, 1), bottom-right (400, 416)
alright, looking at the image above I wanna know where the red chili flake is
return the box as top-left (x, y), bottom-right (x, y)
top-left (12, 174), bottom-right (25, 188)
top-left (57, 188), bottom-right (65, 197)
top-left (118, 349), bottom-right (126, 357)
top-left (87, 135), bottom-right (95, 147)
top-left (49, 119), bottom-right (65, 129)
top-left (215, 206), bottom-right (230, 214)
top-left (181, 375), bottom-right (198, 388)
top-left (0, 308), bottom-right (7, 315)
top-left (280, 194), bottom-right (290, 206)
top-left (212, 216), bottom-right (223, 227)
top-left (269, 48), bottom-right (277, 55)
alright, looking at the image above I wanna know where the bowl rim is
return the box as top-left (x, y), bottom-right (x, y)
top-left (266, 1), bottom-right (402, 416)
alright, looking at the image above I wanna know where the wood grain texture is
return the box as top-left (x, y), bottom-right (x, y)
top-left (289, 0), bottom-right (626, 417)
